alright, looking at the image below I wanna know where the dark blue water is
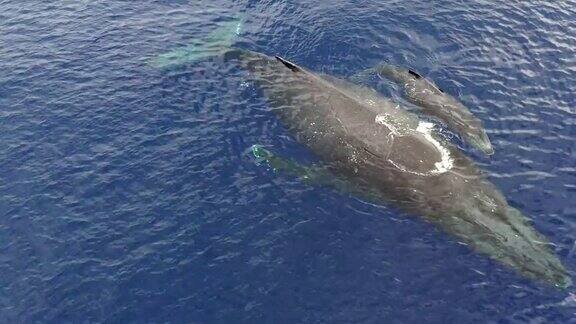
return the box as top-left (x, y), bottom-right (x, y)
top-left (1, 1), bottom-right (576, 322)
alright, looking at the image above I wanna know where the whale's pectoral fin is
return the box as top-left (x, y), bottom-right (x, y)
top-left (149, 15), bottom-right (244, 69)
top-left (251, 145), bottom-right (371, 197)
top-left (252, 145), bottom-right (335, 184)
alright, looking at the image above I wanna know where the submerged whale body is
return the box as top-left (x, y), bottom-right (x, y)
top-left (226, 49), bottom-right (570, 288)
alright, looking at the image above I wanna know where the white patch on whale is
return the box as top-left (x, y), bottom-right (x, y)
top-left (375, 114), bottom-right (453, 175)
top-left (415, 121), bottom-right (453, 174)
top-left (375, 113), bottom-right (412, 136)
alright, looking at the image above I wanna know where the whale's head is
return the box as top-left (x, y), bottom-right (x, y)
top-left (467, 129), bottom-right (494, 155)
top-left (445, 187), bottom-right (572, 289)
top-left (425, 92), bottom-right (495, 156)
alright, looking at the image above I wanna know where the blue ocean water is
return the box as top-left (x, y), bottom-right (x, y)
top-left (1, 0), bottom-right (576, 322)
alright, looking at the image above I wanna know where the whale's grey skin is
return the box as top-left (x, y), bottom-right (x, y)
top-left (376, 65), bottom-right (494, 155)
top-left (229, 49), bottom-right (570, 288)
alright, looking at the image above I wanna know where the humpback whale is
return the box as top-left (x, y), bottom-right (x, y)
top-left (226, 50), bottom-right (570, 288)
top-left (376, 65), bottom-right (494, 155)
top-left (149, 26), bottom-right (569, 287)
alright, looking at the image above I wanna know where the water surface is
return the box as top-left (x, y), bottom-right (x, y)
top-left (1, 0), bottom-right (575, 322)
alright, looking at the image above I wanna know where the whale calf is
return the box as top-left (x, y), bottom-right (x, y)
top-left (376, 65), bottom-right (494, 155)
top-left (227, 50), bottom-right (570, 288)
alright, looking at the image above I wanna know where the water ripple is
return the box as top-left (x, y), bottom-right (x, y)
top-left (1, 0), bottom-right (575, 322)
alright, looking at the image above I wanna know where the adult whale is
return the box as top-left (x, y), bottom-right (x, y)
top-left (226, 49), bottom-right (571, 288)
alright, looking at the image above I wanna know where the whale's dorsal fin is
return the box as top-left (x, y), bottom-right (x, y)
top-left (410, 69), bottom-right (445, 93)
top-left (275, 56), bottom-right (302, 72)
top-left (408, 70), bottom-right (422, 79)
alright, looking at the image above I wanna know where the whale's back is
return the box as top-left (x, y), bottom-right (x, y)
top-left (234, 50), bottom-right (449, 177)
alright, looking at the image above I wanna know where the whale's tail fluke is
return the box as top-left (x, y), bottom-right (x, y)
top-left (149, 14), bottom-right (245, 69)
